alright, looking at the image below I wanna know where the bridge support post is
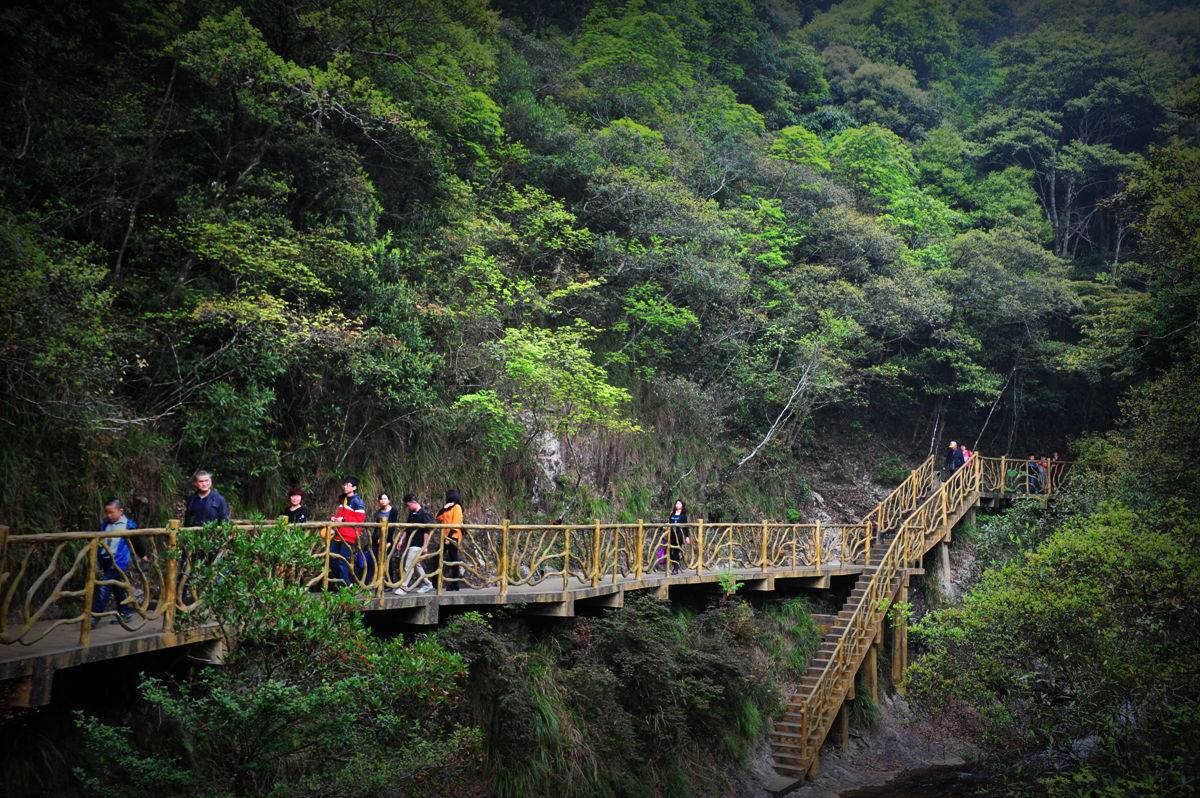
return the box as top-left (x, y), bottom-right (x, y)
top-left (865, 645), bottom-right (878, 702)
top-left (838, 702), bottom-right (850, 749)
top-left (891, 579), bottom-right (908, 685)
top-left (2, 671), bottom-right (54, 708)
top-left (807, 749), bottom-right (820, 779)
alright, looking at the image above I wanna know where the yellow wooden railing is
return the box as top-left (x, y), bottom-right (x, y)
top-left (775, 456), bottom-right (982, 779)
top-left (0, 453), bottom-right (1068, 657)
top-left (774, 453), bottom-right (1075, 780)
top-left (0, 517), bottom-right (872, 646)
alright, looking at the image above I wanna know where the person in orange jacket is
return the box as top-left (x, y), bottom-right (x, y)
top-left (435, 489), bottom-right (464, 591)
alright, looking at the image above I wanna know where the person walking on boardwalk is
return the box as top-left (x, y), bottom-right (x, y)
top-left (91, 498), bottom-right (136, 627)
top-left (435, 489), bottom-right (464, 591)
top-left (285, 488), bottom-right (309, 524)
top-left (330, 477), bottom-right (366, 588)
top-left (395, 494), bottom-right (434, 594)
top-left (181, 470), bottom-right (228, 603)
top-left (944, 441), bottom-right (965, 476)
top-left (667, 499), bottom-right (696, 573)
top-left (372, 492), bottom-right (400, 586)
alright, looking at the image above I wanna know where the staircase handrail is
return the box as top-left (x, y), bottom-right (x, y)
top-left (794, 456), bottom-right (982, 770)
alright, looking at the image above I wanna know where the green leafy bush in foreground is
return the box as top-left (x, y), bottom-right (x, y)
top-left (75, 522), bottom-right (476, 798)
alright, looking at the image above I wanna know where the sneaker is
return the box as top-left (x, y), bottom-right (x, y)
top-left (392, 587), bottom-right (408, 595)
top-left (418, 584), bottom-right (434, 594)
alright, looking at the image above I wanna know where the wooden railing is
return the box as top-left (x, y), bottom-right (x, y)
top-left (979, 456), bottom-right (1074, 497)
top-left (783, 455), bottom-right (984, 778)
top-left (0, 516), bottom-right (872, 646)
top-left (0, 452), bottom-right (1063, 656)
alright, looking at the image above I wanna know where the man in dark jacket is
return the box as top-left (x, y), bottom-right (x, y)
top-left (184, 470), bottom-right (229, 526)
top-left (944, 441), bottom-right (965, 476)
top-left (181, 470), bottom-right (228, 604)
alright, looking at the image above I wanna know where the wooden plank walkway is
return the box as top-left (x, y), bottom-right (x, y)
top-left (0, 561), bottom-right (865, 706)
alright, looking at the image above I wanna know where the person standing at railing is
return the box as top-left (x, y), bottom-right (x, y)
top-left (284, 488), bottom-right (309, 524)
top-left (944, 441), bottom-right (965, 477)
top-left (1026, 455), bottom-right (1045, 494)
top-left (435, 489), bottom-right (464, 591)
top-left (395, 494), bottom-right (435, 594)
top-left (961, 445), bottom-right (974, 463)
top-left (667, 500), bottom-right (690, 574)
top-left (329, 477), bottom-right (366, 588)
top-left (91, 498), bottom-right (135, 627)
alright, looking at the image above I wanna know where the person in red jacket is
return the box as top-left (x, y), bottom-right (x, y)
top-left (329, 477), bottom-right (366, 588)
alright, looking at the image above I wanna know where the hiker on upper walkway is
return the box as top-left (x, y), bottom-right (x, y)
top-left (944, 441), bottom-right (965, 476)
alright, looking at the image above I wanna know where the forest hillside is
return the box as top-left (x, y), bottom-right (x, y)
top-left (1, 0), bottom-right (1197, 530)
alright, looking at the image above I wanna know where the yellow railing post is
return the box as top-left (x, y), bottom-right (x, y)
top-left (591, 519), bottom-right (601, 587)
top-left (696, 519), bottom-right (705, 576)
top-left (80, 537), bottom-right (99, 646)
top-left (377, 518), bottom-right (389, 597)
top-left (163, 520), bottom-right (180, 636)
top-left (499, 520), bottom-right (510, 597)
top-left (563, 527), bottom-right (571, 590)
top-left (865, 520), bottom-right (872, 564)
top-left (814, 521), bottom-right (822, 570)
top-left (791, 524), bottom-right (798, 569)
top-left (612, 525), bottom-right (620, 585)
top-left (321, 525), bottom-right (332, 590)
top-left (761, 520), bottom-right (769, 572)
top-left (635, 519), bottom-right (644, 579)
top-left (436, 527), bottom-right (447, 595)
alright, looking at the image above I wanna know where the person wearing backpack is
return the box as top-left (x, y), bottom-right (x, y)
top-left (91, 498), bottom-right (137, 627)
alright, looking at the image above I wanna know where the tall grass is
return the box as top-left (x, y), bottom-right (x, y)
top-left (759, 597), bottom-right (822, 680)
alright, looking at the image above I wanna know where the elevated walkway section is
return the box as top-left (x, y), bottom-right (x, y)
top-left (0, 456), bottom-right (1070, 709)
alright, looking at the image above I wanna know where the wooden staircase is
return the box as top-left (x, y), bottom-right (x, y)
top-left (769, 455), bottom-right (983, 786)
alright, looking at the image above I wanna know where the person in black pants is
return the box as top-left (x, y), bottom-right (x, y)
top-left (667, 500), bottom-right (691, 574)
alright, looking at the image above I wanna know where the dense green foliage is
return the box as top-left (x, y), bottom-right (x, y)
top-left (66, 520), bottom-right (823, 798)
top-left (76, 521), bottom-right (475, 797)
top-left (440, 595), bottom-right (819, 798)
top-left (2, 0), bottom-right (1196, 531)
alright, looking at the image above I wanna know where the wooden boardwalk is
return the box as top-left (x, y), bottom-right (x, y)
top-left (1, 453), bottom-right (1070, 782)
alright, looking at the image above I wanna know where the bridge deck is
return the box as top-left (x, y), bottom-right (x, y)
top-left (1, 561), bottom-right (866, 705)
